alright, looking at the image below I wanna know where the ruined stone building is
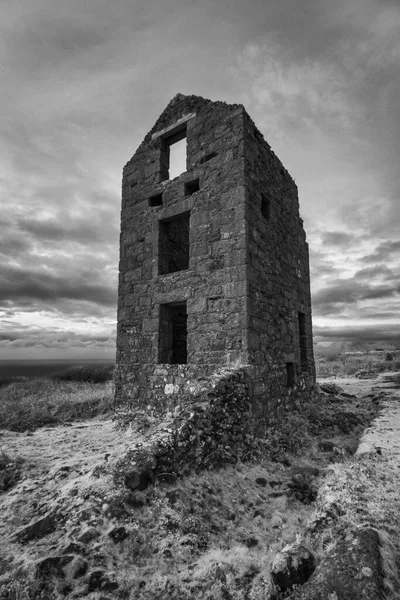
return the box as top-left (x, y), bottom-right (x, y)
top-left (115, 94), bottom-right (315, 431)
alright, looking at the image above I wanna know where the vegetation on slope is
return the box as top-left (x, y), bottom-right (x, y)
top-left (0, 377), bottom-right (113, 432)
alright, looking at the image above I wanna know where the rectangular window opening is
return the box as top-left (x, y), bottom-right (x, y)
top-left (149, 193), bottom-right (163, 207)
top-left (161, 127), bottom-right (187, 181)
top-left (286, 362), bottom-right (296, 387)
top-left (185, 178), bottom-right (200, 196)
top-left (158, 302), bottom-right (187, 364)
top-left (298, 312), bottom-right (308, 371)
top-left (261, 194), bottom-right (270, 220)
top-left (159, 211), bottom-right (190, 274)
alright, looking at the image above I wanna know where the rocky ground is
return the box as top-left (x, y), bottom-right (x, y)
top-left (0, 374), bottom-right (399, 599)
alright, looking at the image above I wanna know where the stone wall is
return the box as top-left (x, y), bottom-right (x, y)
top-left (242, 111), bottom-right (316, 428)
top-left (115, 93), bottom-right (315, 432)
top-left (113, 368), bottom-right (258, 490)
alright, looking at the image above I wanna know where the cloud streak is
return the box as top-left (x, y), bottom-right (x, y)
top-left (1, 0), bottom-right (399, 357)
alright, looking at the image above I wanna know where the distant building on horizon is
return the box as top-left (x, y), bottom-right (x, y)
top-left (115, 93), bottom-right (315, 431)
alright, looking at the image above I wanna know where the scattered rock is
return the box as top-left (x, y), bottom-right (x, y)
top-left (124, 469), bottom-right (155, 491)
top-left (271, 543), bottom-right (316, 591)
top-left (77, 528), bottom-right (101, 545)
top-left (35, 555), bottom-right (74, 579)
top-left (215, 565), bottom-right (227, 584)
top-left (319, 383), bottom-right (344, 395)
top-left (271, 514), bottom-right (283, 529)
top-left (289, 529), bottom-right (383, 599)
top-left (335, 411), bottom-right (361, 433)
top-left (255, 477), bottom-right (267, 487)
top-left (288, 473), bottom-right (318, 504)
top-left (126, 492), bottom-right (146, 508)
top-left (269, 479), bottom-right (284, 488)
top-left (60, 541), bottom-right (85, 555)
top-left (354, 370), bottom-right (376, 379)
top-left (14, 513), bottom-right (56, 543)
top-left (66, 557), bottom-right (88, 579)
top-left (155, 472), bottom-right (178, 485)
top-left (112, 447), bottom-right (157, 491)
top-left (245, 537), bottom-right (259, 548)
top-left (292, 466), bottom-right (319, 477)
top-left (108, 526), bottom-right (128, 543)
top-left (165, 488), bottom-right (179, 505)
top-left (87, 570), bottom-right (119, 593)
top-left (268, 490), bottom-right (287, 498)
top-left (318, 440), bottom-right (335, 452)
top-left (0, 457), bottom-right (22, 493)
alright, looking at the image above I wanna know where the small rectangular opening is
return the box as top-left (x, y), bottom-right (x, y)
top-left (159, 211), bottom-right (190, 274)
top-left (185, 178), bottom-right (200, 196)
top-left (159, 301), bottom-right (187, 364)
top-left (261, 194), bottom-right (270, 220)
top-left (298, 312), bottom-right (308, 371)
top-left (161, 126), bottom-right (187, 181)
top-left (149, 193), bottom-right (163, 207)
top-left (286, 362), bottom-right (296, 387)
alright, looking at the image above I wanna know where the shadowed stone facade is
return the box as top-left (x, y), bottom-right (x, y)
top-left (115, 93), bottom-right (315, 432)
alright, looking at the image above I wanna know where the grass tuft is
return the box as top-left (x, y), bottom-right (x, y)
top-left (316, 351), bottom-right (400, 378)
top-left (0, 377), bottom-right (114, 431)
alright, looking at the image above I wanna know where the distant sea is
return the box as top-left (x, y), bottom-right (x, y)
top-left (0, 359), bottom-right (115, 380)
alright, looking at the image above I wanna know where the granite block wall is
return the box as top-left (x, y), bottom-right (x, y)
top-left (115, 93), bottom-right (315, 431)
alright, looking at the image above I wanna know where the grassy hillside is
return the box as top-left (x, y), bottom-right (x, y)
top-left (0, 359), bottom-right (399, 598)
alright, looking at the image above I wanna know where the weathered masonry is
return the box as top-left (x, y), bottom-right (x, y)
top-left (115, 93), bottom-right (315, 431)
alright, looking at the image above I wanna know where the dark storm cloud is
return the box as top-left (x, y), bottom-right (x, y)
top-left (312, 279), bottom-right (400, 310)
top-left (0, 327), bottom-right (115, 350)
top-left (314, 324), bottom-right (400, 346)
top-left (1, 0), bottom-right (400, 357)
top-left (0, 265), bottom-right (116, 307)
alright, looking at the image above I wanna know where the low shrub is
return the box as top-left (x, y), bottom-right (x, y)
top-left (316, 351), bottom-right (400, 378)
top-left (0, 378), bottom-right (114, 431)
top-left (52, 364), bottom-right (114, 384)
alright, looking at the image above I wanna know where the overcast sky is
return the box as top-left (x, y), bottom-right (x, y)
top-left (1, 0), bottom-right (399, 359)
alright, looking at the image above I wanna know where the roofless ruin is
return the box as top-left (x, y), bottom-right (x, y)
top-left (115, 94), bottom-right (315, 431)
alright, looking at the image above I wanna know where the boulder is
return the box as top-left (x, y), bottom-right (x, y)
top-left (270, 514), bottom-right (283, 529)
top-left (66, 557), bottom-right (88, 579)
top-left (319, 383), bottom-right (344, 395)
top-left (354, 370), bottom-right (376, 379)
top-left (288, 474), bottom-right (318, 504)
top-left (77, 527), bottom-right (101, 545)
top-left (14, 513), bottom-right (56, 543)
top-left (108, 526), bottom-right (128, 543)
top-left (271, 543), bottom-right (316, 591)
top-left (35, 555), bottom-right (74, 579)
top-left (87, 570), bottom-right (119, 593)
top-left (288, 528), bottom-right (383, 600)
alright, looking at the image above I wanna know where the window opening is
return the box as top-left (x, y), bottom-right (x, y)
top-left (261, 194), bottom-right (270, 220)
top-left (298, 312), bottom-right (308, 371)
top-left (161, 127), bottom-right (187, 180)
top-left (159, 212), bottom-right (190, 274)
top-left (159, 302), bottom-right (187, 364)
top-left (286, 362), bottom-right (296, 387)
top-left (185, 178), bottom-right (200, 196)
top-left (149, 193), bottom-right (163, 207)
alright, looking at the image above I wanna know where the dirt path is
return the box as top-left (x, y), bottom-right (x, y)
top-left (354, 372), bottom-right (400, 459)
top-left (319, 371), bottom-right (400, 459)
